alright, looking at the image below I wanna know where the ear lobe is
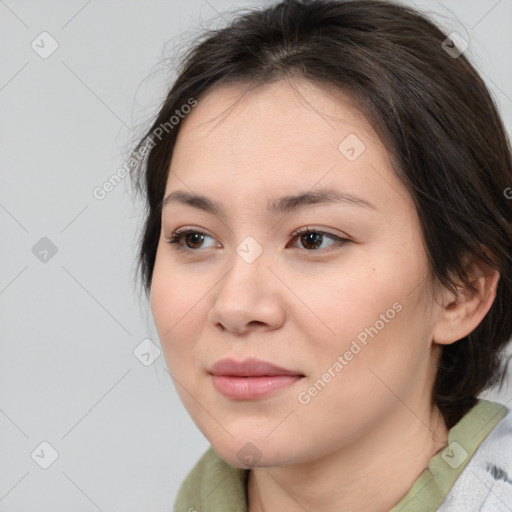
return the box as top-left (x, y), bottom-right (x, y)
top-left (432, 255), bottom-right (500, 346)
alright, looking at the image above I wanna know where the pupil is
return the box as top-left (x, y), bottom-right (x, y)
top-left (187, 233), bottom-right (204, 248)
top-left (302, 232), bottom-right (322, 249)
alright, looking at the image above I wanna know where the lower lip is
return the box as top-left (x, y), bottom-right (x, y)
top-left (211, 375), bottom-right (303, 400)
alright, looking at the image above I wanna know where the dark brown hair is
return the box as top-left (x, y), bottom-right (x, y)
top-left (130, 0), bottom-right (512, 428)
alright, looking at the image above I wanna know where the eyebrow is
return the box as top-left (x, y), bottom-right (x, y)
top-left (162, 187), bottom-right (377, 217)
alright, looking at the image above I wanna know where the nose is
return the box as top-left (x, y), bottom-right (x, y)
top-left (208, 249), bottom-right (286, 336)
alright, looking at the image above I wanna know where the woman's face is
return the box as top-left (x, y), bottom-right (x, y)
top-left (151, 79), bottom-right (443, 468)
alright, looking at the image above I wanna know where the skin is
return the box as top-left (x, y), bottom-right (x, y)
top-left (150, 79), bottom-right (500, 512)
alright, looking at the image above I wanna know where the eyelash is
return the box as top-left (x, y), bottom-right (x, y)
top-left (165, 226), bottom-right (350, 254)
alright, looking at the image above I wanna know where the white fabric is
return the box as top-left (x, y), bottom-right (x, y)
top-left (437, 409), bottom-right (512, 511)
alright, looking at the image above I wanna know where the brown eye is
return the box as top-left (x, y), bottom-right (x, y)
top-left (299, 231), bottom-right (324, 250)
top-left (289, 227), bottom-right (350, 252)
top-left (165, 229), bottom-right (217, 251)
top-left (183, 232), bottom-right (206, 249)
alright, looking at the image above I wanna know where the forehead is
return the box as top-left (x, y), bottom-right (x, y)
top-left (176, 79), bottom-right (375, 151)
top-left (168, 79), bottom-right (412, 216)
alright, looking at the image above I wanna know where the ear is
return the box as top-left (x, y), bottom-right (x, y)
top-left (432, 251), bottom-right (500, 345)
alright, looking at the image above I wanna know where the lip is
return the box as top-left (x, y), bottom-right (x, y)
top-left (209, 358), bottom-right (304, 400)
top-left (209, 358), bottom-right (303, 377)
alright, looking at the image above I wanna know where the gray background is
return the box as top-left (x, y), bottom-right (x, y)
top-left (1, 0), bottom-right (511, 510)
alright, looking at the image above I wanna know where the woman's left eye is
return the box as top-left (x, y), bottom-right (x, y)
top-left (288, 227), bottom-right (350, 251)
top-left (165, 227), bottom-right (350, 252)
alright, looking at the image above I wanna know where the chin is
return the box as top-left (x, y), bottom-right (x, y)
top-left (215, 447), bottom-right (270, 469)
top-left (210, 436), bottom-right (296, 470)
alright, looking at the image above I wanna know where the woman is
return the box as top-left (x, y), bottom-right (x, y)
top-left (130, 0), bottom-right (512, 510)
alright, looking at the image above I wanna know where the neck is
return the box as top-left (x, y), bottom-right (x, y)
top-left (247, 404), bottom-right (449, 512)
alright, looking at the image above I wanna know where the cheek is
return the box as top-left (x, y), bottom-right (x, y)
top-left (150, 255), bottom-right (206, 369)
top-left (303, 251), bottom-right (426, 374)
top-left (302, 263), bottom-right (392, 336)
top-left (151, 246), bottom-right (208, 327)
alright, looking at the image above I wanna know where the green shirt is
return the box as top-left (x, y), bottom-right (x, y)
top-left (174, 399), bottom-right (508, 512)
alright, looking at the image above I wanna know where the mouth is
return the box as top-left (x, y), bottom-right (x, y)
top-left (208, 358), bottom-right (305, 400)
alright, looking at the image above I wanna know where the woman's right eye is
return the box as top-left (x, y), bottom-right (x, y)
top-left (165, 229), bottom-right (218, 251)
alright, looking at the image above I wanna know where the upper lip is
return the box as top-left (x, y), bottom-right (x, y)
top-left (209, 358), bottom-right (304, 377)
